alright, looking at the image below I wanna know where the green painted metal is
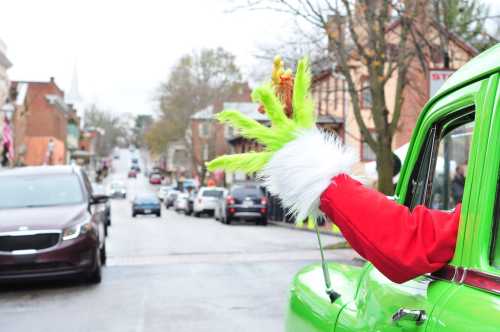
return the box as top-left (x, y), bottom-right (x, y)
top-left (285, 45), bottom-right (500, 332)
top-left (285, 263), bottom-right (364, 332)
top-left (431, 43), bottom-right (500, 105)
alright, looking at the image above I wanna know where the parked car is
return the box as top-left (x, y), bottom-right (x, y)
top-left (218, 183), bottom-right (267, 225)
top-left (0, 165), bottom-right (107, 283)
top-left (128, 169), bottom-right (137, 178)
top-left (285, 45), bottom-right (500, 332)
top-left (131, 193), bottom-right (161, 218)
top-left (107, 181), bottom-right (127, 199)
top-left (149, 173), bottom-right (162, 185)
top-left (193, 187), bottom-right (226, 217)
top-left (164, 190), bottom-right (180, 209)
top-left (157, 186), bottom-right (173, 202)
top-left (174, 193), bottom-right (189, 213)
top-left (92, 183), bottom-right (111, 236)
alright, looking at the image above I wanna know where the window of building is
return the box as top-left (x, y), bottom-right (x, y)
top-left (224, 124), bottom-right (234, 139)
top-left (202, 144), bottom-right (209, 161)
top-left (361, 78), bottom-right (372, 109)
top-left (406, 109), bottom-right (474, 211)
top-left (199, 122), bottom-right (210, 139)
top-left (361, 131), bottom-right (376, 162)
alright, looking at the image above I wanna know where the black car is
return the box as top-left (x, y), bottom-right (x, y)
top-left (92, 183), bottom-right (111, 236)
top-left (0, 165), bottom-right (108, 283)
top-left (218, 183), bottom-right (268, 225)
top-left (132, 194), bottom-right (162, 218)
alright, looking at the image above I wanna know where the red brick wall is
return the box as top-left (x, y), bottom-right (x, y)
top-left (23, 79), bottom-right (67, 142)
top-left (12, 79), bottom-right (68, 166)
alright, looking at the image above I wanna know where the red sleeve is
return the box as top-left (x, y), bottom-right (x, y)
top-left (319, 174), bottom-right (460, 284)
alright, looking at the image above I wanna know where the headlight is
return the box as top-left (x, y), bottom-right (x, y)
top-left (62, 219), bottom-right (93, 241)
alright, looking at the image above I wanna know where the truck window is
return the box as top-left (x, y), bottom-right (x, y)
top-left (408, 110), bottom-right (474, 210)
top-left (491, 174), bottom-right (500, 268)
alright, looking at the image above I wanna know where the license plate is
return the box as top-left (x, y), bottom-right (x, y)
top-left (144, 209), bottom-right (151, 213)
top-left (243, 201), bottom-right (253, 207)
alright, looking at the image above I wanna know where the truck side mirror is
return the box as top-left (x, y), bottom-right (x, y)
top-left (393, 153), bottom-right (402, 177)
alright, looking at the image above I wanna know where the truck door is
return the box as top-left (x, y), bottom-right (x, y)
top-left (335, 79), bottom-right (484, 332)
top-left (425, 75), bottom-right (500, 332)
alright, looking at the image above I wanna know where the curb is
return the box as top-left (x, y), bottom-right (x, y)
top-left (268, 220), bottom-right (343, 238)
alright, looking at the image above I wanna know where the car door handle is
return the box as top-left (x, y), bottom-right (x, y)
top-left (392, 308), bottom-right (427, 326)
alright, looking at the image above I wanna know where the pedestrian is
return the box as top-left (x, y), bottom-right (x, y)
top-left (451, 165), bottom-right (466, 204)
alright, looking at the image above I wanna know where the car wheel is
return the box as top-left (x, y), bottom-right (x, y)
top-left (87, 249), bottom-right (102, 284)
top-left (104, 224), bottom-right (108, 237)
top-left (194, 212), bottom-right (200, 218)
top-left (156, 212), bottom-right (161, 218)
top-left (258, 218), bottom-right (268, 226)
top-left (132, 212), bottom-right (136, 218)
top-left (226, 216), bottom-right (232, 225)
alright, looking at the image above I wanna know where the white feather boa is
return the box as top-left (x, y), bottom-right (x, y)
top-left (259, 128), bottom-right (356, 222)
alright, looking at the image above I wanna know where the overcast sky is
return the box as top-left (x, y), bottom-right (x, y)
top-left (1, 0), bottom-right (499, 116)
top-left (1, 0), bottom-right (291, 116)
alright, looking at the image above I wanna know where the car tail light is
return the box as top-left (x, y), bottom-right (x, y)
top-left (227, 195), bottom-right (235, 205)
top-left (229, 208), bottom-right (235, 214)
top-left (260, 197), bottom-right (268, 205)
top-left (260, 207), bottom-right (267, 214)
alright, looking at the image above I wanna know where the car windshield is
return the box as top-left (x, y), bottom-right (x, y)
top-left (0, 175), bottom-right (84, 209)
top-left (231, 186), bottom-right (264, 198)
top-left (202, 190), bottom-right (223, 198)
top-left (135, 195), bottom-right (158, 204)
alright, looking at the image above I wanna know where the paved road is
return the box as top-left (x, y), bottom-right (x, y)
top-left (0, 149), bottom-right (357, 332)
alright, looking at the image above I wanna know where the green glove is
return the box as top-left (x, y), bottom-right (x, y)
top-left (206, 58), bottom-right (315, 174)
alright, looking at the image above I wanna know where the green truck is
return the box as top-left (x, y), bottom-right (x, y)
top-left (286, 45), bottom-right (500, 331)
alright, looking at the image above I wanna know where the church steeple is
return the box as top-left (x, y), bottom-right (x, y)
top-left (66, 63), bottom-right (81, 104)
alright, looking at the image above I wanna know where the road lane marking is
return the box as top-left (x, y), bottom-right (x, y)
top-left (107, 250), bottom-right (360, 267)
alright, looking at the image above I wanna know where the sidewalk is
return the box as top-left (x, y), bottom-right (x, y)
top-left (268, 219), bottom-right (343, 237)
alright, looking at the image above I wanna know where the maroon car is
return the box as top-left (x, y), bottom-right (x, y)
top-left (149, 173), bottom-right (162, 185)
top-left (0, 165), bottom-right (108, 283)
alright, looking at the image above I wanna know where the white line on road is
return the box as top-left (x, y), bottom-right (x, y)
top-left (107, 250), bottom-right (358, 267)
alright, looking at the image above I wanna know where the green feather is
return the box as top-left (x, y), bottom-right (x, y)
top-left (216, 109), bottom-right (297, 151)
top-left (206, 152), bottom-right (272, 173)
top-left (251, 84), bottom-right (290, 128)
top-left (293, 58), bottom-right (315, 128)
top-left (208, 56), bottom-right (317, 174)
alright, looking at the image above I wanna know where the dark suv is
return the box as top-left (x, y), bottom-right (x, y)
top-left (0, 165), bottom-right (108, 283)
top-left (218, 183), bottom-right (267, 225)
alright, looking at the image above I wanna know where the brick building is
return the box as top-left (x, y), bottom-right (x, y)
top-left (10, 78), bottom-right (70, 165)
top-left (311, 23), bottom-right (477, 166)
top-left (189, 83), bottom-right (252, 183)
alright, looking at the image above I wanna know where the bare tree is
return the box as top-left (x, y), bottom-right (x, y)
top-left (236, 1), bottom-right (431, 193)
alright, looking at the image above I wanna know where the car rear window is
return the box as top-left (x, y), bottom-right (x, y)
top-left (231, 186), bottom-right (264, 198)
top-left (202, 190), bottom-right (223, 198)
top-left (0, 175), bottom-right (84, 209)
top-left (136, 196), bottom-right (158, 204)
